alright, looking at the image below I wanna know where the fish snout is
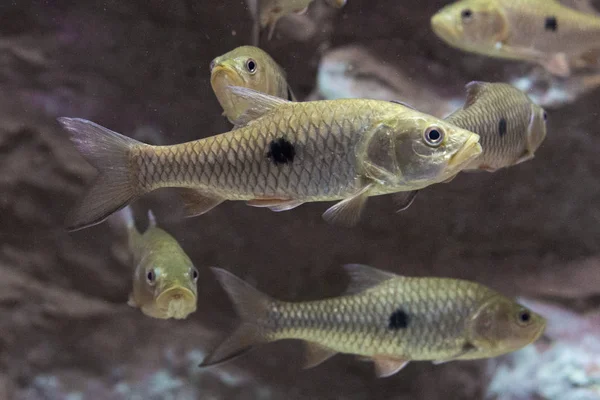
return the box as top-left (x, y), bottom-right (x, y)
top-left (449, 133), bottom-right (482, 169)
top-left (431, 12), bottom-right (459, 43)
top-left (156, 286), bottom-right (197, 319)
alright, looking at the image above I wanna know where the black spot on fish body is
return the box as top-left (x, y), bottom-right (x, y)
top-left (545, 16), bottom-right (558, 32)
top-left (498, 118), bottom-right (507, 137)
top-left (388, 308), bottom-right (409, 330)
top-left (267, 137), bottom-right (296, 165)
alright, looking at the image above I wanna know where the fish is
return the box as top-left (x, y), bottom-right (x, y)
top-left (210, 46), bottom-right (296, 125)
top-left (200, 264), bottom-right (546, 377)
top-left (430, 0), bottom-right (600, 77)
top-left (58, 85), bottom-right (482, 231)
top-left (115, 206), bottom-right (198, 319)
top-left (247, 0), bottom-right (346, 44)
top-left (446, 81), bottom-right (547, 172)
top-left (314, 44), bottom-right (464, 118)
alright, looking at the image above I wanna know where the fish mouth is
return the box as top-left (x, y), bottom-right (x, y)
top-left (156, 287), bottom-right (197, 319)
top-left (210, 65), bottom-right (243, 90)
top-left (449, 134), bottom-right (482, 169)
top-left (431, 13), bottom-right (459, 44)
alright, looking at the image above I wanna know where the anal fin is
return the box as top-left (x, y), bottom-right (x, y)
top-left (176, 188), bottom-right (225, 218)
top-left (372, 355), bottom-right (410, 378)
top-left (303, 342), bottom-right (338, 369)
top-left (322, 182), bottom-right (373, 227)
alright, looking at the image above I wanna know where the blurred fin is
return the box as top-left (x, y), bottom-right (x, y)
top-left (373, 356), bottom-right (410, 378)
top-left (432, 343), bottom-right (476, 364)
top-left (58, 117), bottom-right (142, 231)
top-left (541, 53), bottom-right (570, 77)
top-left (464, 81), bottom-right (489, 108)
top-left (394, 191), bottom-right (419, 212)
top-left (177, 188), bottom-right (225, 218)
top-left (325, 0), bottom-right (347, 7)
top-left (342, 264), bottom-right (396, 295)
top-left (303, 342), bottom-right (338, 369)
top-left (147, 209), bottom-right (157, 228)
top-left (227, 86), bottom-right (288, 126)
top-left (322, 183), bottom-right (373, 227)
top-left (200, 268), bottom-right (274, 366)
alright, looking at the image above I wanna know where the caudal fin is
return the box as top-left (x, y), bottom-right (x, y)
top-left (200, 267), bottom-right (274, 367)
top-left (58, 118), bottom-right (142, 231)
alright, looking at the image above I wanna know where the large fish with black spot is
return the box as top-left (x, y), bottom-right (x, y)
top-left (431, 0), bottom-right (600, 77)
top-left (57, 86), bottom-right (481, 231)
top-left (199, 264), bottom-right (546, 377)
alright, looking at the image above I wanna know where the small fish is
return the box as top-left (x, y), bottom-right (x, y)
top-left (115, 206), bottom-right (198, 319)
top-left (248, 0), bottom-right (346, 44)
top-left (446, 81), bottom-right (547, 172)
top-left (58, 86), bottom-right (481, 231)
top-left (200, 264), bottom-right (546, 377)
top-left (431, 0), bottom-right (600, 76)
top-left (210, 46), bottom-right (296, 125)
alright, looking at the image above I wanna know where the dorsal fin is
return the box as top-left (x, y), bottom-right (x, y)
top-left (390, 100), bottom-right (416, 110)
top-left (464, 81), bottom-right (491, 108)
top-left (227, 86), bottom-right (289, 126)
top-left (342, 264), bottom-right (397, 295)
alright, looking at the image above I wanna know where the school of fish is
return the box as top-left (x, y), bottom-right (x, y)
top-left (58, 0), bottom-right (600, 380)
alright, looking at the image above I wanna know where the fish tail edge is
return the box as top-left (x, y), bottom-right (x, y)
top-left (200, 267), bottom-right (274, 367)
top-left (58, 117), bottom-right (141, 231)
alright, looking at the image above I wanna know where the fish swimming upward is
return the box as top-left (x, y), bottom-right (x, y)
top-left (446, 81), bottom-right (547, 172)
top-left (431, 0), bottom-right (600, 77)
top-left (115, 206), bottom-right (198, 320)
top-left (210, 45), bottom-right (296, 125)
top-left (58, 86), bottom-right (481, 231)
top-left (247, 0), bottom-right (347, 44)
top-left (200, 264), bottom-right (546, 377)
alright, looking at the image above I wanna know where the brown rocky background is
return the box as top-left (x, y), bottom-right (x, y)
top-left (1, 0), bottom-right (599, 399)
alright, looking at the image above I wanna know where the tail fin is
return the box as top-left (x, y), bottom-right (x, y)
top-left (58, 117), bottom-right (142, 231)
top-left (200, 267), bottom-right (273, 367)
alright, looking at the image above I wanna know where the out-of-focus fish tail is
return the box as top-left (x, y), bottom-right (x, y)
top-left (58, 117), bottom-right (142, 232)
top-left (200, 268), bottom-right (273, 367)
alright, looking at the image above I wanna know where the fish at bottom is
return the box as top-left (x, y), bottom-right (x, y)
top-left (200, 264), bottom-right (546, 377)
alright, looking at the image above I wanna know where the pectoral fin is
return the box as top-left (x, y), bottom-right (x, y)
top-left (247, 198), bottom-right (304, 212)
top-left (177, 188), bottom-right (225, 218)
top-left (127, 293), bottom-right (138, 308)
top-left (226, 86), bottom-right (288, 126)
top-left (540, 53), bottom-right (571, 78)
top-left (432, 343), bottom-right (477, 364)
top-left (495, 43), bottom-right (571, 77)
top-left (303, 342), bottom-right (338, 369)
top-left (322, 182), bottom-right (373, 227)
top-left (394, 190), bottom-right (419, 212)
top-left (372, 356), bottom-right (410, 378)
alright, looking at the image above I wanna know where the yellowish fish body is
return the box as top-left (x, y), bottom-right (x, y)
top-left (201, 265), bottom-right (546, 377)
top-left (210, 46), bottom-right (295, 125)
top-left (118, 207), bottom-right (198, 320)
top-left (431, 0), bottom-right (600, 76)
top-left (446, 82), bottom-right (548, 172)
top-left (59, 86), bottom-right (482, 230)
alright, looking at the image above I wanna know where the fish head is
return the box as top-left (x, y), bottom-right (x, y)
top-left (431, 0), bottom-right (508, 53)
top-left (388, 115), bottom-right (482, 184)
top-left (142, 262), bottom-right (199, 319)
top-left (210, 46), bottom-right (276, 120)
top-left (468, 295), bottom-right (547, 355)
top-left (526, 103), bottom-right (548, 155)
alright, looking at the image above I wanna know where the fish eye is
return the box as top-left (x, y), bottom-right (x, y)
top-left (461, 9), bottom-right (473, 21)
top-left (191, 267), bottom-right (199, 281)
top-left (146, 269), bottom-right (156, 285)
top-left (209, 60), bottom-right (216, 72)
top-left (517, 309), bottom-right (532, 325)
top-left (246, 58), bottom-right (257, 74)
top-left (423, 126), bottom-right (445, 147)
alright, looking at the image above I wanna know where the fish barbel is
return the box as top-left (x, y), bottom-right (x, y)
top-left (200, 264), bottom-right (546, 377)
top-left (59, 86), bottom-right (481, 231)
top-left (115, 206), bottom-right (198, 320)
top-left (431, 0), bottom-right (600, 76)
top-left (210, 45), bottom-right (296, 125)
top-left (446, 81), bottom-right (547, 172)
